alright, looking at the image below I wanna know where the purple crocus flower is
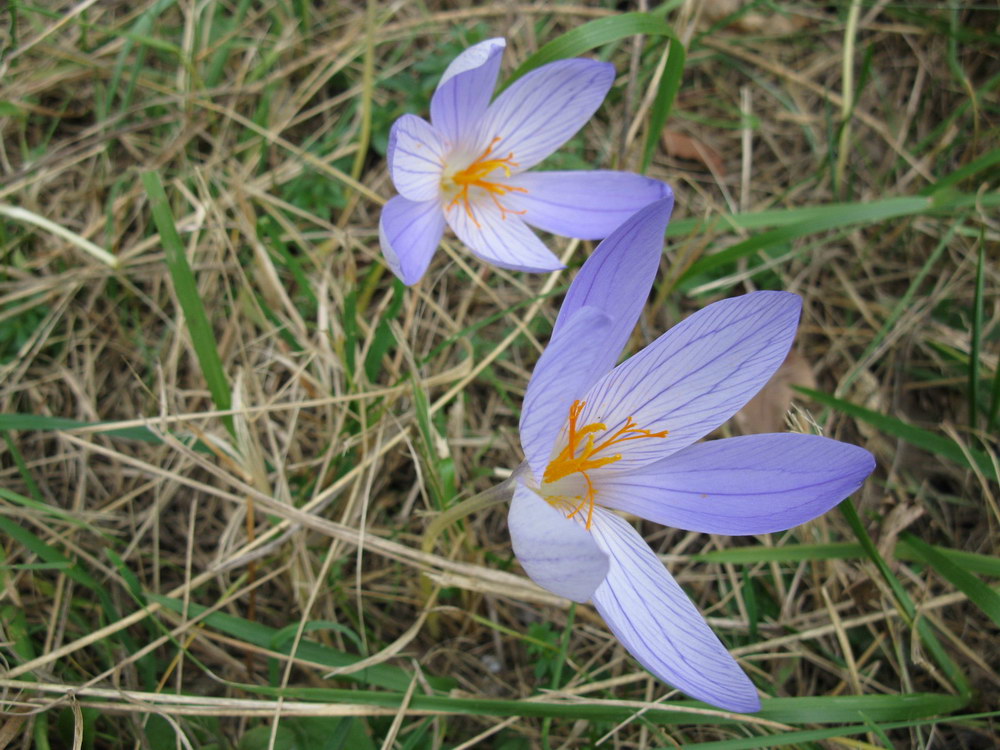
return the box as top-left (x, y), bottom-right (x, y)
top-left (509, 196), bottom-right (876, 712)
top-left (379, 38), bottom-right (670, 285)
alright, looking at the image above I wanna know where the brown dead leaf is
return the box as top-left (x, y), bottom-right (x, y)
top-left (734, 349), bottom-right (816, 434)
top-left (661, 130), bottom-right (726, 175)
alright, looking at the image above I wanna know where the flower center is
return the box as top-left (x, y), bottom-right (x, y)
top-left (443, 136), bottom-right (528, 228)
top-left (542, 400), bottom-right (669, 530)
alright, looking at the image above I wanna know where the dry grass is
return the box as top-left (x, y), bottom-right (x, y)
top-left (0, 1), bottom-right (998, 748)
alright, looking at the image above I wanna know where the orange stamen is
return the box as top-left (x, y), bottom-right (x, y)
top-left (445, 136), bottom-right (528, 228)
top-left (543, 400), bottom-right (668, 530)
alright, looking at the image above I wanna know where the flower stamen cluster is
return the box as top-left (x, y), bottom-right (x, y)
top-left (444, 136), bottom-right (528, 227)
top-left (542, 400), bottom-right (668, 529)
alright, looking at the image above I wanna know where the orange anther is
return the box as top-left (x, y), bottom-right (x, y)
top-left (444, 137), bottom-right (528, 228)
top-left (543, 400), bottom-right (668, 529)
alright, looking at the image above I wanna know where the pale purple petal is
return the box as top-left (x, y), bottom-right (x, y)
top-left (431, 38), bottom-right (506, 146)
top-left (596, 434), bottom-right (876, 534)
top-left (589, 508), bottom-right (760, 712)
top-left (551, 196), bottom-right (674, 377)
top-left (506, 171), bottom-right (672, 239)
top-left (508, 481), bottom-right (609, 603)
top-left (477, 59), bottom-right (615, 171)
top-left (379, 195), bottom-right (445, 285)
top-left (579, 292), bottom-right (802, 472)
top-left (445, 197), bottom-right (562, 272)
top-left (387, 115), bottom-right (447, 202)
top-left (520, 307), bottom-right (612, 480)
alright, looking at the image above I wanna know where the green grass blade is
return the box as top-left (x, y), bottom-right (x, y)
top-left (149, 594), bottom-right (447, 692)
top-left (797, 387), bottom-right (997, 482)
top-left (680, 197), bottom-right (932, 281)
top-left (970, 235), bottom-right (985, 430)
top-left (921, 148), bottom-right (1000, 195)
top-left (642, 37), bottom-right (685, 172)
top-left (0, 413), bottom-right (163, 443)
top-left (696, 540), bottom-right (1000, 577)
top-left (901, 533), bottom-right (1000, 629)
top-left (141, 171), bottom-right (232, 430)
top-left (840, 499), bottom-right (971, 697)
top-left (682, 710), bottom-right (999, 749)
top-left (836, 221), bottom-right (957, 397)
top-left (235, 684), bottom-right (967, 725)
top-left (693, 542), bottom-right (864, 564)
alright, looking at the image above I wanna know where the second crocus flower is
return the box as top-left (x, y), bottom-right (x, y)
top-left (380, 38), bottom-right (669, 284)
top-left (509, 195), bottom-right (876, 712)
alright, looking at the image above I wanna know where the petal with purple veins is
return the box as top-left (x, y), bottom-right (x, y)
top-left (580, 291), bottom-right (803, 471)
top-left (589, 507), bottom-right (760, 712)
top-left (387, 115), bottom-right (447, 202)
top-left (596, 433), bottom-right (876, 534)
top-left (379, 195), bottom-right (446, 285)
top-left (444, 196), bottom-right (563, 273)
top-left (508, 481), bottom-right (609, 603)
top-left (550, 196), bottom-right (674, 378)
top-left (477, 58), bottom-right (615, 171)
top-left (431, 38), bottom-right (506, 146)
top-left (520, 306), bottom-right (613, 480)
top-left (506, 171), bottom-right (671, 240)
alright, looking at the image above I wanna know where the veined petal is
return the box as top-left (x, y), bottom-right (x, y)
top-left (508, 481), bottom-right (609, 603)
top-left (477, 59), bottom-right (615, 171)
top-left (445, 197), bottom-right (562, 273)
top-left (521, 307), bottom-right (613, 480)
top-left (379, 196), bottom-right (445, 285)
top-left (387, 115), bottom-right (447, 202)
top-left (596, 434), bottom-right (876, 534)
top-left (431, 38), bottom-right (506, 146)
top-left (589, 508), bottom-right (760, 712)
top-left (580, 291), bottom-right (802, 472)
top-left (551, 196), bottom-right (674, 377)
top-left (506, 171), bottom-right (672, 240)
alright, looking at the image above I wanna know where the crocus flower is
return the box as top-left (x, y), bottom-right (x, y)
top-left (509, 196), bottom-right (876, 712)
top-left (379, 37), bottom-right (670, 285)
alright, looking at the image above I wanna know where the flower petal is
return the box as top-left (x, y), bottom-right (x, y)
top-left (520, 306), bottom-right (613, 480)
top-left (506, 171), bottom-right (672, 239)
top-left (508, 481), bottom-right (609, 603)
top-left (445, 197), bottom-right (562, 272)
top-left (596, 434), bottom-right (876, 534)
top-left (387, 115), bottom-right (447, 202)
top-left (477, 58), bottom-right (615, 171)
top-left (431, 38), bottom-right (506, 146)
top-left (378, 195), bottom-right (445, 285)
top-left (581, 291), bottom-right (802, 471)
top-left (589, 508), bottom-right (760, 712)
top-left (551, 196), bottom-right (674, 378)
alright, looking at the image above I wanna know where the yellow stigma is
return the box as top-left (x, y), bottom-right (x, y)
top-left (444, 136), bottom-right (528, 228)
top-left (542, 400), bottom-right (669, 530)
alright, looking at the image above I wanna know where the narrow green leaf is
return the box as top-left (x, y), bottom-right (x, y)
top-left (798, 387), bottom-right (997, 482)
top-left (922, 148), bottom-right (1000, 195)
top-left (970, 236), bottom-right (985, 430)
top-left (682, 710), bottom-right (998, 749)
top-left (681, 197), bottom-right (931, 281)
top-left (0, 413), bottom-right (162, 443)
top-left (0, 487), bottom-right (105, 537)
top-left (236, 684), bottom-right (967, 725)
top-left (695, 540), bottom-right (1000, 577)
top-left (693, 542), bottom-right (863, 564)
top-left (901, 533), bottom-right (1000, 629)
top-left (149, 594), bottom-right (450, 692)
top-left (141, 171), bottom-right (232, 430)
top-left (840, 500), bottom-right (971, 697)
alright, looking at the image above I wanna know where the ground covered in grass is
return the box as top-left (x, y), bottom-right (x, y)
top-left (1, 1), bottom-right (998, 748)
